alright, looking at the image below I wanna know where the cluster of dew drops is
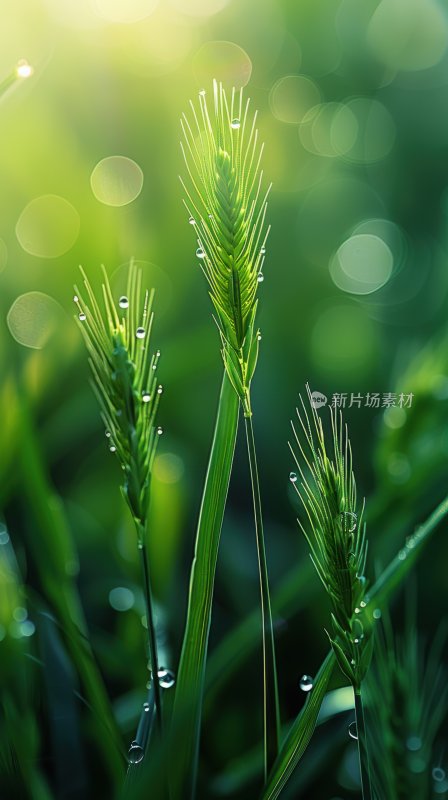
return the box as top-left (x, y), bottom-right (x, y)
top-left (74, 293), bottom-right (164, 446)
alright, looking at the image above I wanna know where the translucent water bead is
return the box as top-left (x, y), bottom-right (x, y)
top-left (299, 674), bottom-right (313, 692)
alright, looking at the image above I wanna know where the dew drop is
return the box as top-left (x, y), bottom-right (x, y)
top-left (340, 511), bottom-right (357, 533)
top-left (433, 767), bottom-right (446, 782)
top-left (73, 294), bottom-right (79, 303)
top-left (142, 392), bottom-right (151, 403)
top-left (231, 118), bottom-right (241, 129)
top-left (196, 247), bottom-right (205, 259)
top-left (143, 701), bottom-right (151, 712)
top-left (199, 88), bottom-right (206, 97)
top-left (289, 472), bottom-right (298, 483)
top-left (261, 246), bottom-right (266, 255)
top-left (360, 600), bottom-right (366, 608)
top-left (79, 312), bottom-right (86, 321)
top-left (354, 607), bottom-right (360, 614)
top-left (16, 60), bottom-right (33, 79)
top-left (136, 327), bottom-right (145, 339)
top-left (156, 350), bottom-right (161, 358)
top-left (128, 741), bottom-right (144, 765)
top-left (299, 674), bottom-right (313, 692)
top-left (157, 426), bottom-right (163, 435)
top-left (352, 618), bottom-right (364, 644)
top-left (157, 385), bottom-right (163, 394)
top-left (119, 296), bottom-right (129, 309)
top-left (348, 721), bottom-right (358, 740)
top-left (188, 216), bottom-right (196, 226)
top-left (398, 548), bottom-right (407, 561)
top-left (105, 430), bottom-right (111, 438)
top-left (257, 272), bottom-right (264, 283)
top-left (109, 445), bottom-right (116, 453)
top-left (158, 668), bottom-right (176, 688)
top-left (373, 608), bottom-right (382, 619)
top-left (257, 332), bottom-right (262, 341)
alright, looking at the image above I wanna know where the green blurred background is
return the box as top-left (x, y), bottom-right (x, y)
top-left (1, 0), bottom-right (448, 797)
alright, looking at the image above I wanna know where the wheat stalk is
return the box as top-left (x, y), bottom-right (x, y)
top-left (289, 385), bottom-right (373, 799)
top-left (178, 80), bottom-right (279, 783)
top-left (74, 260), bottom-right (164, 746)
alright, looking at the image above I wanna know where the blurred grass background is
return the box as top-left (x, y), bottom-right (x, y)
top-left (1, 0), bottom-right (448, 797)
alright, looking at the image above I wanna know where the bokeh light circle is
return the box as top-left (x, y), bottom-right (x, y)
top-left (310, 304), bottom-right (378, 377)
top-left (16, 195), bottom-right (80, 258)
top-left (154, 453), bottom-right (185, 484)
top-left (0, 239), bottom-right (7, 274)
top-left (269, 75), bottom-right (321, 124)
top-left (341, 98), bottom-right (396, 163)
top-left (330, 233), bottom-right (394, 295)
top-left (300, 102), bottom-right (358, 157)
top-left (94, 0), bottom-right (159, 24)
top-left (193, 41), bottom-right (252, 89)
top-left (90, 156), bottom-right (144, 207)
top-left (109, 587), bottom-right (135, 611)
top-left (7, 292), bottom-right (63, 349)
top-left (368, 0), bottom-right (448, 72)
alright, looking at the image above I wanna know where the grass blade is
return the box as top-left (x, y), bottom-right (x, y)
top-left (171, 371), bottom-right (239, 798)
top-left (245, 415), bottom-right (280, 776)
top-left (260, 650), bottom-right (335, 800)
top-left (367, 494), bottom-right (448, 612)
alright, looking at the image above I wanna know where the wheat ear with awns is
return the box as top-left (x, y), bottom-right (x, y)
top-left (180, 79), bottom-right (271, 417)
top-left (74, 261), bottom-right (164, 739)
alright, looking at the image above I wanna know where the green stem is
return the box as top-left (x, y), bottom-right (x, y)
top-left (138, 534), bottom-right (163, 736)
top-left (354, 687), bottom-right (372, 800)
top-left (171, 372), bottom-right (239, 799)
top-left (244, 413), bottom-right (280, 781)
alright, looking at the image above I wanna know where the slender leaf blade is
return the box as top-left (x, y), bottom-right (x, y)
top-left (171, 371), bottom-right (239, 798)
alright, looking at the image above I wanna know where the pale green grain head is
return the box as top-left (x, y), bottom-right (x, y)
top-left (74, 261), bottom-right (161, 530)
top-left (180, 80), bottom-right (270, 416)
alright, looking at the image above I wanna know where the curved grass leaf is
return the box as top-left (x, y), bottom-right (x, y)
top-left (171, 371), bottom-right (239, 798)
top-left (260, 650), bottom-right (335, 800)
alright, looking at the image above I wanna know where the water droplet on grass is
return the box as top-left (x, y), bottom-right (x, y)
top-left (158, 668), bottom-right (176, 688)
top-left (189, 216), bottom-right (196, 225)
top-left (143, 701), bottom-right (151, 712)
top-left (109, 445), bottom-right (116, 453)
top-left (257, 272), bottom-right (264, 282)
top-left (299, 674), bottom-right (313, 692)
top-left (136, 327), bottom-right (145, 339)
top-left (373, 608), bottom-right (382, 619)
top-left (142, 392), bottom-right (151, 403)
top-left (79, 312), bottom-right (86, 321)
top-left (157, 427), bottom-right (163, 435)
top-left (398, 549), bottom-right (407, 560)
top-left (261, 246), bottom-right (266, 254)
top-left (289, 472), bottom-right (298, 483)
top-left (196, 247), bottom-right (205, 259)
top-left (231, 118), bottom-right (241, 129)
top-left (119, 296), bottom-right (129, 309)
top-left (348, 721), bottom-right (358, 740)
top-left (157, 385), bottom-right (163, 394)
top-left (128, 741), bottom-right (144, 764)
top-left (341, 511), bottom-right (357, 532)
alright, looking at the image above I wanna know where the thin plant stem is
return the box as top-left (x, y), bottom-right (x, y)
top-left (244, 413), bottom-right (280, 780)
top-left (138, 530), bottom-right (163, 736)
top-left (354, 687), bottom-right (372, 800)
